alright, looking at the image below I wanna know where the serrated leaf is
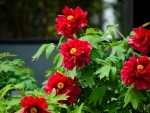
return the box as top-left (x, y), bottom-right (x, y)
top-left (32, 44), bottom-right (49, 61)
top-left (72, 103), bottom-right (84, 113)
top-left (0, 85), bottom-right (13, 99)
top-left (0, 52), bottom-right (17, 59)
top-left (86, 28), bottom-right (96, 34)
top-left (98, 65), bottom-right (110, 79)
top-left (49, 88), bottom-right (56, 99)
top-left (94, 58), bottom-right (110, 66)
top-left (80, 35), bottom-right (99, 49)
top-left (86, 76), bottom-right (95, 88)
top-left (45, 66), bottom-right (56, 77)
top-left (51, 94), bottom-right (69, 103)
top-left (89, 86), bottom-right (106, 106)
top-left (46, 43), bottom-right (55, 60)
top-left (96, 33), bottom-right (110, 42)
top-left (69, 67), bottom-right (77, 79)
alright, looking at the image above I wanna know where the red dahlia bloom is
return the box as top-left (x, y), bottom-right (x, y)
top-left (55, 6), bottom-right (88, 38)
top-left (128, 26), bottom-right (150, 53)
top-left (44, 71), bottom-right (81, 105)
top-left (60, 38), bottom-right (92, 70)
top-left (20, 96), bottom-right (51, 113)
top-left (121, 55), bottom-right (150, 90)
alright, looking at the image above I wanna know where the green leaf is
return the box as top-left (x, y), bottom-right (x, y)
top-left (45, 66), bottom-right (56, 77)
top-left (68, 67), bottom-right (77, 79)
top-left (4, 98), bottom-right (20, 110)
top-left (80, 35), bottom-right (99, 49)
top-left (32, 44), bottom-right (49, 61)
top-left (86, 76), bottom-right (95, 88)
top-left (90, 48), bottom-right (105, 60)
top-left (95, 65), bottom-right (110, 79)
top-left (106, 24), bottom-right (118, 42)
top-left (130, 89), bottom-right (139, 109)
top-left (57, 55), bottom-right (63, 68)
top-left (51, 94), bottom-right (69, 103)
top-left (0, 85), bottom-right (13, 99)
top-left (106, 24), bottom-right (119, 30)
top-left (46, 43), bottom-right (55, 60)
top-left (109, 67), bottom-right (117, 81)
top-left (0, 103), bottom-right (4, 112)
top-left (93, 58), bottom-right (110, 66)
top-left (142, 22), bottom-right (150, 27)
top-left (82, 106), bottom-right (93, 113)
top-left (49, 88), bottom-right (56, 99)
top-left (0, 52), bottom-right (17, 59)
top-left (89, 86), bottom-right (106, 106)
top-left (123, 92), bottom-right (131, 108)
top-left (96, 33), bottom-right (110, 42)
top-left (53, 53), bottom-right (61, 64)
top-left (108, 29), bottom-right (116, 42)
top-left (72, 103), bottom-right (84, 113)
top-left (86, 28), bottom-right (96, 34)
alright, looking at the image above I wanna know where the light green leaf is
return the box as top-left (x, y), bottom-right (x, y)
top-left (32, 44), bottom-right (49, 61)
top-left (94, 58), bottom-right (110, 66)
top-left (130, 89), bottom-right (139, 109)
top-left (86, 28), bottom-right (96, 34)
top-left (80, 35), bottom-right (99, 49)
top-left (49, 88), bottom-right (56, 99)
top-left (109, 67), bottom-right (117, 81)
top-left (46, 43), bottom-right (55, 60)
top-left (142, 22), bottom-right (150, 27)
top-left (96, 65), bottom-right (111, 79)
top-left (0, 85), bottom-right (13, 99)
top-left (57, 55), bottom-right (63, 68)
top-left (69, 67), bottom-right (77, 79)
top-left (0, 103), bottom-right (4, 112)
top-left (72, 103), bottom-right (84, 113)
top-left (53, 53), bottom-right (61, 64)
top-left (89, 86), bottom-right (106, 106)
top-left (106, 24), bottom-right (119, 30)
top-left (123, 92), bottom-right (130, 108)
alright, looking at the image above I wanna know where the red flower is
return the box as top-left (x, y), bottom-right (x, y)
top-left (121, 55), bottom-right (150, 90)
top-left (128, 26), bottom-right (150, 53)
top-left (44, 71), bottom-right (81, 105)
top-left (55, 6), bottom-right (88, 38)
top-left (60, 38), bottom-right (92, 70)
top-left (20, 96), bottom-right (51, 113)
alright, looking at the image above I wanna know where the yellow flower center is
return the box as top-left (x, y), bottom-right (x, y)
top-left (67, 15), bottom-right (73, 20)
top-left (30, 107), bottom-right (37, 113)
top-left (57, 82), bottom-right (64, 90)
top-left (70, 48), bottom-right (77, 55)
top-left (137, 65), bottom-right (144, 70)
